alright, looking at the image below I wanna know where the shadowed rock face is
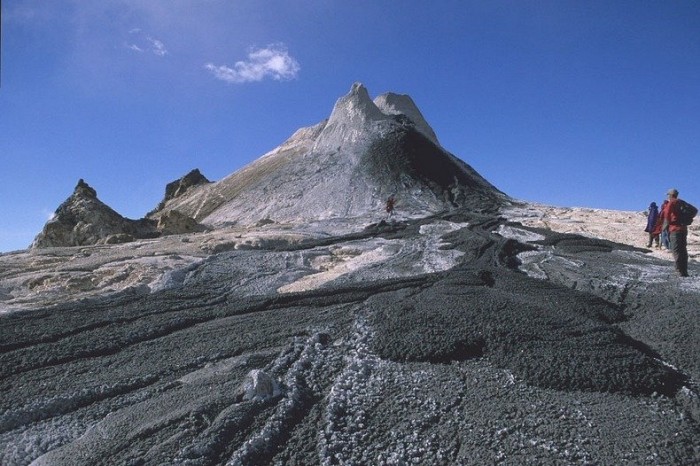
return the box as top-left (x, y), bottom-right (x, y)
top-left (149, 168), bottom-right (211, 216)
top-left (361, 126), bottom-right (502, 208)
top-left (374, 91), bottom-right (439, 145)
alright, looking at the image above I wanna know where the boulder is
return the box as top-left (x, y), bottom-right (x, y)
top-left (156, 210), bottom-right (206, 236)
top-left (241, 369), bottom-right (280, 401)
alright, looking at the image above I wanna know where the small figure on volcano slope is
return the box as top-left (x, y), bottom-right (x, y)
top-left (385, 195), bottom-right (396, 218)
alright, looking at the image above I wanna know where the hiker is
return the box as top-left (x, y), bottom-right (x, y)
top-left (665, 188), bottom-right (689, 277)
top-left (658, 200), bottom-right (671, 249)
top-left (385, 195), bottom-right (396, 217)
top-left (644, 201), bottom-right (660, 248)
top-left (650, 209), bottom-right (665, 248)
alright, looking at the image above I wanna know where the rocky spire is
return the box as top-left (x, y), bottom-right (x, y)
top-left (150, 168), bottom-right (211, 214)
top-left (73, 178), bottom-right (97, 199)
top-left (325, 82), bottom-right (389, 127)
top-left (166, 169), bottom-right (210, 199)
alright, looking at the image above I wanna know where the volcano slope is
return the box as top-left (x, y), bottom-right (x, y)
top-left (1, 206), bottom-right (699, 465)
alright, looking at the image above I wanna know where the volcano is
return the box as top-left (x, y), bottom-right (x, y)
top-left (150, 82), bottom-right (504, 229)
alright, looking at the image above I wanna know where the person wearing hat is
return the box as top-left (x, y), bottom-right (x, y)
top-left (665, 188), bottom-right (689, 277)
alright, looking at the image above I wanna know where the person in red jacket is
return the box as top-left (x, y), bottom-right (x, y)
top-left (665, 188), bottom-right (689, 277)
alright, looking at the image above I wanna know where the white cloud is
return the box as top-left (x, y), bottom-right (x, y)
top-left (125, 29), bottom-right (168, 56)
top-left (148, 37), bottom-right (168, 56)
top-left (205, 44), bottom-right (300, 84)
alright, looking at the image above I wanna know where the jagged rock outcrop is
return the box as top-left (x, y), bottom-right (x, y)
top-left (32, 169), bottom-right (210, 248)
top-left (149, 168), bottom-right (211, 215)
top-left (31, 179), bottom-right (158, 248)
top-left (155, 83), bottom-right (506, 227)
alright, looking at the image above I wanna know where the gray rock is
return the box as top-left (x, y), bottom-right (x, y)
top-left (102, 233), bottom-right (135, 245)
top-left (156, 210), bottom-right (206, 236)
top-left (241, 369), bottom-right (281, 401)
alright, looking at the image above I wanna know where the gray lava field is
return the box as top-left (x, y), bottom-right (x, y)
top-left (1, 209), bottom-right (699, 465)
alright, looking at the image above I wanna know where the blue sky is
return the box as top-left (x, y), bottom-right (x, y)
top-left (1, 1), bottom-right (699, 252)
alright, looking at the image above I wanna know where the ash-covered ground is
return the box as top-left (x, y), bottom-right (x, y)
top-left (1, 208), bottom-right (699, 465)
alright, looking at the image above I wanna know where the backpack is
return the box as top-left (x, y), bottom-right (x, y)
top-left (677, 199), bottom-right (698, 226)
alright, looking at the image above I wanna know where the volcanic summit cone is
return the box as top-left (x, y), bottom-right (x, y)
top-left (151, 83), bottom-right (505, 227)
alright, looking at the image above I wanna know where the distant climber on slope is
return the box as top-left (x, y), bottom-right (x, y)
top-left (385, 195), bottom-right (396, 218)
